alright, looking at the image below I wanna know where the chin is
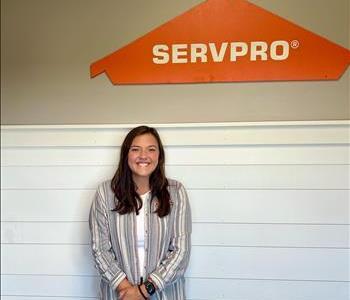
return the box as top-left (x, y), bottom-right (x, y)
top-left (132, 169), bottom-right (154, 178)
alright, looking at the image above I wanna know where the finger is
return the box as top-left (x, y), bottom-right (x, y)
top-left (119, 290), bottom-right (126, 299)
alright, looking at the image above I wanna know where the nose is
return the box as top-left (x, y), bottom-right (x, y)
top-left (139, 149), bottom-right (148, 158)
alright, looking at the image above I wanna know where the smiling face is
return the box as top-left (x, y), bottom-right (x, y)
top-left (127, 133), bottom-right (160, 182)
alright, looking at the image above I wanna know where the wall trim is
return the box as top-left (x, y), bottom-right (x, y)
top-left (1, 120), bottom-right (349, 130)
top-left (1, 120), bottom-right (349, 147)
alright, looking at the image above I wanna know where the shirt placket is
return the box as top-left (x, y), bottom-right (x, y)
top-left (132, 211), bottom-right (141, 285)
top-left (143, 193), bottom-right (150, 280)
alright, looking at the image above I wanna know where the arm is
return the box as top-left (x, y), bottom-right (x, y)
top-left (89, 184), bottom-right (127, 291)
top-left (148, 183), bottom-right (192, 291)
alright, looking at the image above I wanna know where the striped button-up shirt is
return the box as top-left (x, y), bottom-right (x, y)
top-left (89, 179), bottom-right (192, 299)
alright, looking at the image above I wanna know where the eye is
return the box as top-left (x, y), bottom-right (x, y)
top-left (130, 147), bottom-right (139, 152)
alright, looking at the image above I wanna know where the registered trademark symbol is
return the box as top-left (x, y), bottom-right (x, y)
top-left (290, 40), bottom-right (300, 49)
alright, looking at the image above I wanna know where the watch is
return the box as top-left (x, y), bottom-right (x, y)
top-left (144, 279), bottom-right (156, 296)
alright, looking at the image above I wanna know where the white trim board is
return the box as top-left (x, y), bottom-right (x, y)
top-left (2, 120), bottom-right (350, 147)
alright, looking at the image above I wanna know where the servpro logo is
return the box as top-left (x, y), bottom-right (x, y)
top-left (91, 0), bottom-right (349, 84)
top-left (152, 40), bottom-right (291, 64)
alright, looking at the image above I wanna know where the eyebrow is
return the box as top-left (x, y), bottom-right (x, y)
top-left (130, 145), bottom-right (158, 148)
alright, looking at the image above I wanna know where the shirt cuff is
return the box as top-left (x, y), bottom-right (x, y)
top-left (148, 271), bottom-right (165, 291)
top-left (110, 271), bottom-right (127, 291)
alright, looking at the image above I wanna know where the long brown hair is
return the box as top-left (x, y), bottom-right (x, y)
top-left (111, 126), bottom-right (170, 217)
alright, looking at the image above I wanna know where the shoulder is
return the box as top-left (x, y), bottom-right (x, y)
top-left (167, 178), bottom-right (185, 191)
top-left (95, 180), bottom-right (115, 207)
top-left (167, 178), bottom-right (189, 201)
top-left (167, 179), bottom-right (191, 216)
top-left (96, 179), bottom-right (112, 194)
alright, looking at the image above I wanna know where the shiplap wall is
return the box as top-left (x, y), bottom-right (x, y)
top-left (1, 121), bottom-right (349, 300)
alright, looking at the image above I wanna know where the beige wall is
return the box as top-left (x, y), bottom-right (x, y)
top-left (1, 0), bottom-right (349, 125)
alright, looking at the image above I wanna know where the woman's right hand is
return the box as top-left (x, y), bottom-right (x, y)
top-left (117, 278), bottom-right (132, 298)
top-left (119, 285), bottom-right (144, 300)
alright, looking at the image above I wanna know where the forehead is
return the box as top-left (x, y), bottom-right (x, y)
top-left (131, 133), bottom-right (158, 146)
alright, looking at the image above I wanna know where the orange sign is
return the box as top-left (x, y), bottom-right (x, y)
top-left (90, 0), bottom-right (350, 84)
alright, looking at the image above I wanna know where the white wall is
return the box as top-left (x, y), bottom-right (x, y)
top-left (1, 121), bottom-right (349, 300)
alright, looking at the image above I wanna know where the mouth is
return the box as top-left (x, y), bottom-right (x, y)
top-left (136, 162), bottom-right (150, 167)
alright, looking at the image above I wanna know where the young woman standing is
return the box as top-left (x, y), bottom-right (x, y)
top-left (89, 126), bottom-right (192, 299)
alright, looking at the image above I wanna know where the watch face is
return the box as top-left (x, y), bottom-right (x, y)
top-left (145, 280), bottom-right (156, 295)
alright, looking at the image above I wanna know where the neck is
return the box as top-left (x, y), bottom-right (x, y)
top-left (133, 176), bottom-right (150, 195)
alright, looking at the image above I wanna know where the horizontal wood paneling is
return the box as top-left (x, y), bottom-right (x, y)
top-left (189, 189), bottom-right (349, 224)
top-left (1, 297), bottom-right (97, 300)
top-left (2, 244), bottom-right (348, 281)
top-left (1, 275), bottom-right (98, 297)
top-left (2, 145), bottom-right (349, 166)
top-left (2, 222), bottom-right (348, 248)
top-left (2, 164), bottom-right (348, 190)
top-left (1, 190), bottom-right (92, 222)
top-left (1, 189), bottom-right (348, 224)
top-left (1, 122), bottom-right (349, 300)
top-left (2, 275), bottom-right (349, 300)
top-left (2, 121), bottom-right (349, 147)
top-left (186, 278), bottom-right (350, 300)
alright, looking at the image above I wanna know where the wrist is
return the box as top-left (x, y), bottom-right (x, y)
top-left (138, 284), bottom-right (148, 299)
top-left (117, 278), bottom-right (131, 291)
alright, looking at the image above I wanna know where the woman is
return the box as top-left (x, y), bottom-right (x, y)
top-left (89, 125), bottom-right (192, 300)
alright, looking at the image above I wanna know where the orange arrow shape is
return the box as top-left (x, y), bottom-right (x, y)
top-left (91, 0), bottom-right (350, 84)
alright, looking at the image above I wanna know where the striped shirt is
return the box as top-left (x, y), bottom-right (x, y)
top-left (89, 178), bottom-right (192, 300)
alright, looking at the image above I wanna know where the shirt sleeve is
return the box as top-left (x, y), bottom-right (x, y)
top-left (89, 184), bottom-right (127, 290)
top-left (149, 182), bottom-right (192, 291)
